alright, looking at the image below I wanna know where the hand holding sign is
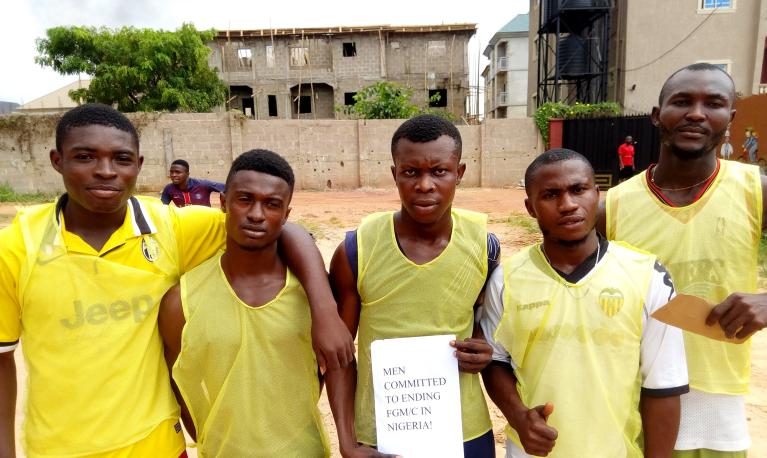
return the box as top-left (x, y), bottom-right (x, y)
top-left (451, 337), bottom-right (492, 373)
top-left (651, 294), bottom-right (752, 343)
top-left (371, 335), bottom-right (463, 458)
top-left (706, 292), bottom-right (767, 340)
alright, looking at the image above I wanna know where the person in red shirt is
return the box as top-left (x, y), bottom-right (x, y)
top-left (618, 135), bottom-right (635, 182)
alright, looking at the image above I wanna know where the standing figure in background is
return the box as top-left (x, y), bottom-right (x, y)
top-left (720, 132), bottom-right (733, 160)
top-left (161, 159), bottom-right (225, 207)
top-left (742, 128), bottom-right (759, 164)
top-left (618, 135), bottom-right (636, 183)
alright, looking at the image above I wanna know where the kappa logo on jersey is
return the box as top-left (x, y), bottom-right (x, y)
top-left (598, 288), bottom-right (624, 317)
top-left (517, 300), bottom-right (550, 312)
top-left (141, 237), bottom-right (160, 262)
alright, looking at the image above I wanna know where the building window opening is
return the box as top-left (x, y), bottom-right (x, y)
top-left (241, 97), bottom-right (254, 118)
top-left (268, 95), bottom-right (278, 117)
top-left (237, 48), bottom-right (252, 67)
top-left (428, 89), bottom-right (447, 108)
top-left (295, 95), bottom-right (312, 114)
top-left (344, 92), bottom-right (357, 105)
top-left (343, 42), bottom-right (357, 57)
top-left (290, 47), bottom-right (308, 67)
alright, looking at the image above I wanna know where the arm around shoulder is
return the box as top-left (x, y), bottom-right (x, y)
top-left (279, 222), bottom-right (355, 371)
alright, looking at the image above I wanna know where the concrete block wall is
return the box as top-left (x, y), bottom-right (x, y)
top-left (0, 114), bottom-right (541, 194)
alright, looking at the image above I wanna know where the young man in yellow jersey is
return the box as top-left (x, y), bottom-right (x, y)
top-left (0, 104), bottom-right (353, 457)
top-left (326, 114), bottom-right (497, 458)
top-left (482, 149), bottom-right (689, 458)
top-left (600, 63), bottom-right (767, 457)
top-left (158, 149), bottom-right (330, 456)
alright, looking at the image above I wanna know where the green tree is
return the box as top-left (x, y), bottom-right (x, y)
top-left (35, 24), bottom-right (227, 112)
top-left (342, 81), bottom-right (455, 121)
top-left (347, 82), bottom-right (420, 119)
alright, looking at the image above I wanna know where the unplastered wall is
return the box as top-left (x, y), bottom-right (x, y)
top-left (0, 113), bottom-right (541, 194)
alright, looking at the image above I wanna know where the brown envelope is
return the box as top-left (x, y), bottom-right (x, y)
top-left (651, 294), bottom-right (749, 344)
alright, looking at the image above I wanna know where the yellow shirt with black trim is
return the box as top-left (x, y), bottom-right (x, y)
top-left (495, 242), bottom-right (655, 457)
top-left (354, 208), bottom-right (492, 445)
top-left (606, 160), bottom-right (762, 394)
top-left (0, 195), bottom-right (225, 457)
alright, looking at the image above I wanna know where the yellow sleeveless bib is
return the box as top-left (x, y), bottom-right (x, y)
top-left (606, 161), bottom-right (762, 394)
top-left (17, 198), bottom-right (181, 456)
top-left (355, 208), bottom-right (491, 445)
top-left (173, 253), bottom-right (329, 457)
top-left (496, 242), bottom-right (654, 457)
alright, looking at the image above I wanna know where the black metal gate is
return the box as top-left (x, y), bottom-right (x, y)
top-left (561, 114), bottom-right (660, 186)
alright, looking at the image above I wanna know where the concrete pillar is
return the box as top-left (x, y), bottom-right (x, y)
top-left (228, 113), bottom-right (243, 161)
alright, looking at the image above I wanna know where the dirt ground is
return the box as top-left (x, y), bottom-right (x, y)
top-left (3, 188), bottom-right (766, 456)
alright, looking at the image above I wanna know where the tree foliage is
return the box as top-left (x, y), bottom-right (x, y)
top-left (35, 24), bottom-right (227, 112)
top-left (342, 81), bottom-right (455, 121)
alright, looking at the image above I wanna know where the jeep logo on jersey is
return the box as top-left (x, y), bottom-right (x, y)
top-left (60, 295), bottom-right (154, 329)
top-left (141, 237), bottom-right (160, 262)
top-left (598, 288), bottom-right (624, 317)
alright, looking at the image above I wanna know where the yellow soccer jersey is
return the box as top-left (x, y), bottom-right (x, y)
top-left (174, 253), bottom-right (330, 457)
top-left (481, 241), bottom-right (689, 457)
top-left (0, 195), bottom-right (225, 457)
top-left (606, 160), bottom-right (761, 394)
top-left (354, 208), bottom-right (492, 445)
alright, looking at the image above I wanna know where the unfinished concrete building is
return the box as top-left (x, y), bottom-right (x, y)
top-left (208, 24), bottom-right (476, 120)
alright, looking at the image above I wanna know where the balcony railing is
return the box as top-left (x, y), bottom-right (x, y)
top-left (498, 92), bottom-right (509, 106)
top-left (759, 84), bottom-right (767, 94)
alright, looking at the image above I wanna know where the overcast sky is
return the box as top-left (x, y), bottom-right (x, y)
top-left (1, 0), bottom-right (529, 105)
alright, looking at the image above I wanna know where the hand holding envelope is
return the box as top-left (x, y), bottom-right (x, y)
top-left (651, 294), bottom-right (755, 344)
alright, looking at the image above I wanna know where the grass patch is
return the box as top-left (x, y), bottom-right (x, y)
top-left (505, 212), bottom-right (539, 234)
top-left (327, 216), bottom-right (345, 228)
top-left (0, 182), bottom-right (55, 203)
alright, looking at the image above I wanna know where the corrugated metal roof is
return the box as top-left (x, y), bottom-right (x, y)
top-left (498, 14), bottom-right (529, 34)
top-left (483, 13), bottom-right (529, 56)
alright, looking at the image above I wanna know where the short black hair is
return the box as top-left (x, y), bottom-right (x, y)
top-left (390, 114), bottom-right (462, 160)
top-left (55, 103), bottom-right (139, 152)
top-left (524, 148), bottom-right (594, 195)
top-left (226, 149), bottom-right (295, 194)
top-left (658, 63), bottom-right (736, 106)
top-left (170, 159), bottom-right (190, 171)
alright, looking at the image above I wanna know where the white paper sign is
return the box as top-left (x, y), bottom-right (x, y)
top-left (371, 334), bottom-right (463, 458)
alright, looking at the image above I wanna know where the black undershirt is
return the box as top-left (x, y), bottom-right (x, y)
top-left (549, 233), bottom-right (609, 283)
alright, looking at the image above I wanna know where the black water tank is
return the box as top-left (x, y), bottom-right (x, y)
top-left (546, 0), bottom-right (611, 22)
top-left (558, 35), bottom-right (590, 79)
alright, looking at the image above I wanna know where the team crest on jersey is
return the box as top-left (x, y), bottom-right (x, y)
top-left (141, 237), bottom-right (160, 263)
top-left (598, 288), bottom-right (624, 317)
